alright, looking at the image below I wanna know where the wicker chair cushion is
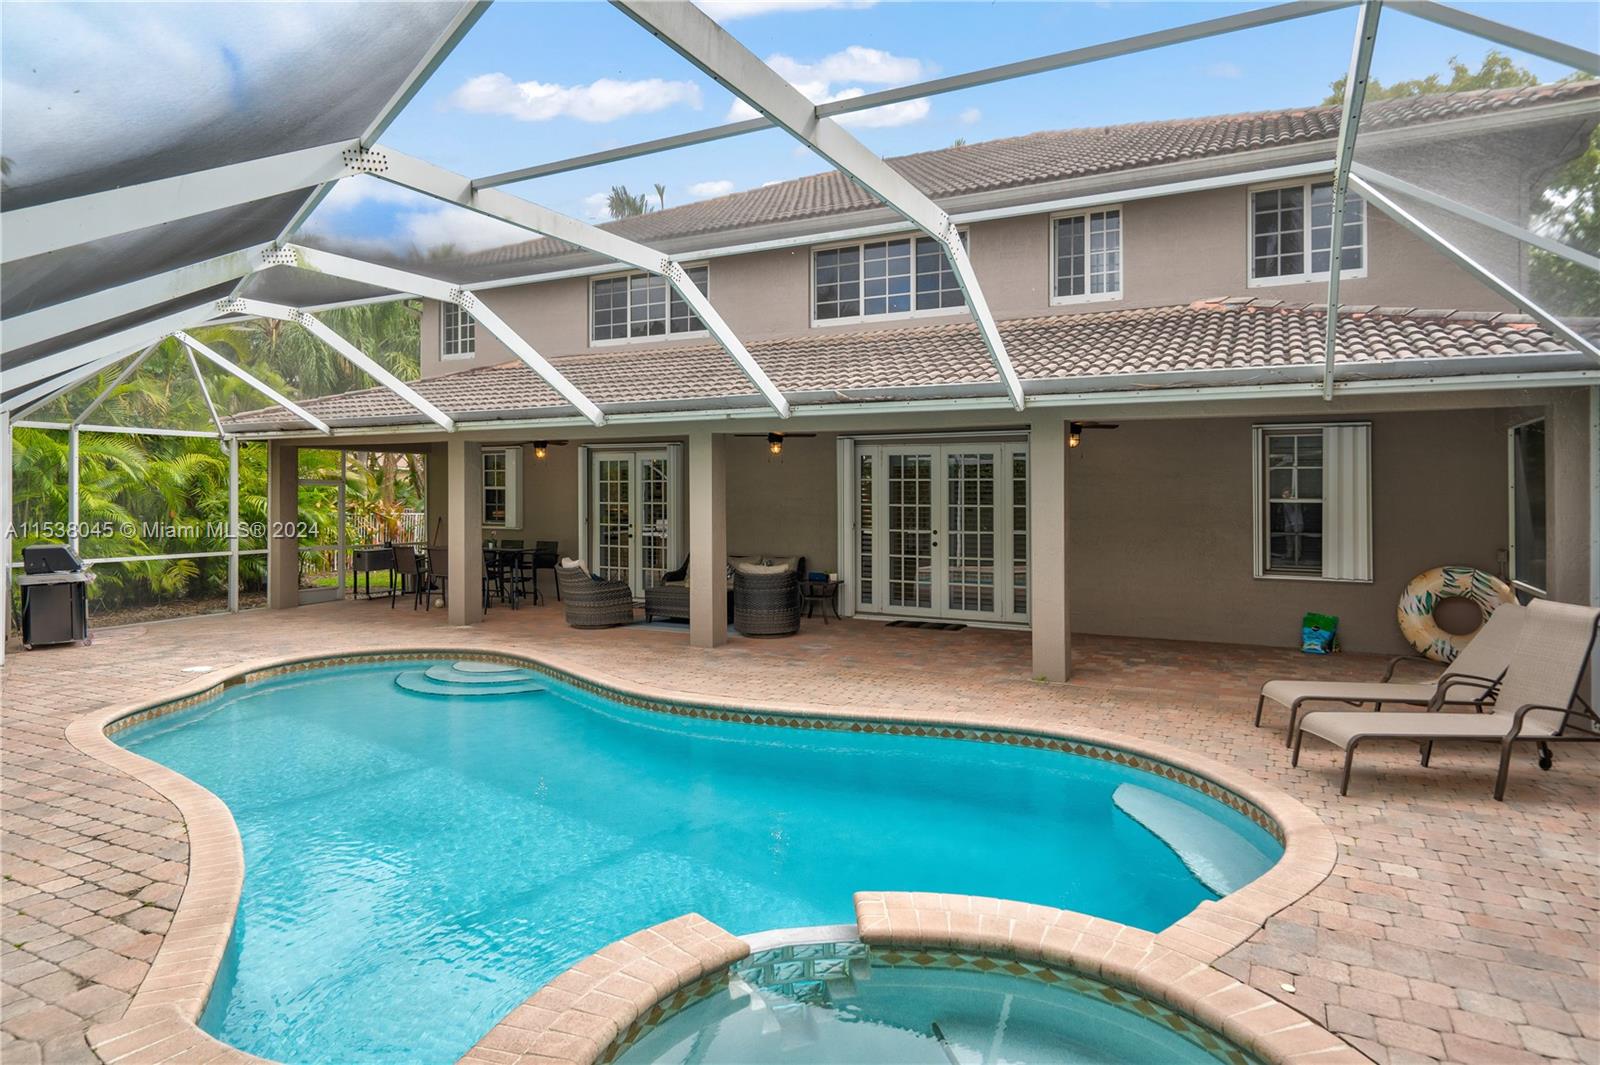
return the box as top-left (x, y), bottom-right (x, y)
top-left (736, 561), bottom-right (790, 575)
top-left (764, 555), bottom-right (800, 572)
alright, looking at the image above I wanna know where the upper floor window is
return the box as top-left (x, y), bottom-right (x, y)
top-left (591, 265), bottom-right (709, 343)
top-left (441, 301), bottom-right (475, 360)
top-left (1250, 181), bottom-right (1366, 285)
top-left (1053, 208), bottom-right (1122, 303)
top-left (813, 233), bottom-right (967, 324)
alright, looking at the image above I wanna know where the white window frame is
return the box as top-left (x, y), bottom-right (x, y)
top-left (810, 230), bottom-right (971, 328)
top-left (588, 263), bottom-right (710, 347)
top-left (1247, 178), bottom-right (1368, 288)
top-left (440, 301), bottom-right (475, 360)
top-left (1507, 416), bottom-right (1548, 597)
top-left (481, 446), bottom-right (522, 529)
top-left (1050, 205), bottom-right (1124, 305)
top-left (1251, 422), bottom-right (1372, 583)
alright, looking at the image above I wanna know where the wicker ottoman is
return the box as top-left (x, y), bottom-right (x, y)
top-left (733, 570), bottom-right (800, 637)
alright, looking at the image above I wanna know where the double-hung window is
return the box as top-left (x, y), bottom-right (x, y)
top-left (591, 265), bottom-right (709, 343)
top-left (1250, 180), bottom-right (1366, 284)
top-left (813, 233), bottom-right (967, 323)
top-left (482, 447), bottom-right (521, 528)
top-left (1052, 208), bottom-right (1122, 302)
top-left (441, 301), bottom-right (475, 360)
top-left (1253, 424), bottom-right (1371, 581)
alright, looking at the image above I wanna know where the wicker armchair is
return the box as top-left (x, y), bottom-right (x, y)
top-left (734, 568), bottom-right (801, 637)
top-left (556, 566), bottom-right (635, 628)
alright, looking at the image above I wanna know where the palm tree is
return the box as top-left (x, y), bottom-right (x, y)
top-left (607, 185), bottom-right (655, 219)
top-left (654, 183), bottom-right (667, 211)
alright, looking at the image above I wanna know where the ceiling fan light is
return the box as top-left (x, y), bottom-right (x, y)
top-left (767, 432), bottom-right (783, 456)
top-left (532, 441), bottom-right (548, 460)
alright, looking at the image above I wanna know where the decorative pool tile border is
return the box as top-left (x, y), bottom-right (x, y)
top-left (72, 646), bottom-right (1342, 1065)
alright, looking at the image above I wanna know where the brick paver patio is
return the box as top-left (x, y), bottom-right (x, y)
top-left (3, 600), bottom-right (1596, 1064)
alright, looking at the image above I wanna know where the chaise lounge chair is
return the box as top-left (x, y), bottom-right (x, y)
top-left (1255, 604), bottom-right (1524, 746)
top-left (1293, 598), bottom-right (1600, 800)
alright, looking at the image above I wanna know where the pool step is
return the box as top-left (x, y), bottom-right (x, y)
top-left (422, 663), bottom-right (541, 685)
top-left (394, 664), bottom-right (544, 698)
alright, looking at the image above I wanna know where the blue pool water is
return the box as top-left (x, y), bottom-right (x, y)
top-left (120, 660), bottom-right (1280, 1064)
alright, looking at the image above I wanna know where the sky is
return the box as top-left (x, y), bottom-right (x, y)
top-left (4, 0), bottom-right (1596, 259)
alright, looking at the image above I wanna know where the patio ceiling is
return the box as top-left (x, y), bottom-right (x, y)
top-left (2, 0), bottom-right (1597, 428)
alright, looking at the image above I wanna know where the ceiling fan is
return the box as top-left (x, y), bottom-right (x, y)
top-left (1068, 421), bottom-right (1119, 449)
top-left (734, 431), bottom-right (817, 455)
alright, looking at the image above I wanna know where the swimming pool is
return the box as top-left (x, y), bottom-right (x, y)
top-left (118, 658), bottom-right (1281, 1063)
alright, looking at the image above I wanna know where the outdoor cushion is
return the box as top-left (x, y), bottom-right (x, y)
top-left (737, 562), bottom-right (791, 575)
top-left (1261, 680), bottom-right (1439, 709)
top-left (764, 555), bottom-right (800, 572)
top-left (1298, 708), bottom-right (1561, 749)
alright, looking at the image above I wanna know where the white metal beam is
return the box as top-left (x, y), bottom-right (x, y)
top-left (1, 296), bottom-right (220, 395)
top-left (1399, 1), bottom-right (1599, 73)
top-left (276, 244), bottom-right (607, 425)
top-left (1350, 173), bottom-right (1600, 363)
top-left (7, 347), bottom-right (148, 418)
top-left (1323, 0), bottom-right (1383, 400)
top-left (173, 331), bottom-right (332, 434)
top-left (1, 142), bottom-right (358, 264)
top-left (478, 0), bottom-right (1354, 188)
top-left (226, 296), bottom-right (456, 430)
top-left (70, 342), bottom-right (163, 427)
top-left (613, 0), bottom-right (1025, 410)
top-left (371, 148), bottom-right (789, 417)
top-left (185, 347), bottom-right (227, 438)
top-left (4, 243), bottom-right (275, 354)
top-left (1353, 163), bottom-right (1600, 271)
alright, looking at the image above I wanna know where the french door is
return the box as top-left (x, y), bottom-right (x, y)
top-left (587, 448), bottom-right (678, 597)
top-left (855, 441), bottom-right (1028, 624)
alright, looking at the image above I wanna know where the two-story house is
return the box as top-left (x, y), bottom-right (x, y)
top-left (231, 81), bottom-right (1599, 680)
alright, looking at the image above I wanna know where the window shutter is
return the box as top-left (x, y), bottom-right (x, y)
top-left (504, 448), bottom-right (522, 529)
top-left (1321, 424), bottom-right (1371, 581)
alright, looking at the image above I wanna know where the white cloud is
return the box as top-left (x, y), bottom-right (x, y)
top-left (447, 73), bottom-right (702, 123)
top-left (959, 107), bottom-right (982, 126)
top-left (768, 45), bottom-right (928, 86)
top-left (398, 208), bottom-right (528, 253)
top-left (1204, 62), bottom-right (1244, 79)
top-left (697, 0), bottom-right (876, 22)
top-left (581, 192), bottom-right (612, 222)
top-left (688, 180), bottom-right (736, 199)
top-left (722, 45), bottom-right (933, 129)
top-left (314, 176), bottom-right (433, 214)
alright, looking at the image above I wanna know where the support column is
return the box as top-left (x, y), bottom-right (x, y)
top-left (2, 409), bottom-right (11, 663)
top-left (67, 426), bottom-right (81, 554)
top-left (227, 437), bottom-right (239, 612)
top-left (688, 429), bottom-right (728, 648)
top-left (1030, 415), bottom-right (1072, 682)
top-left (446, 437), bottom-right (484, 626)
top-left (266, 442), bottom-right (299, 609)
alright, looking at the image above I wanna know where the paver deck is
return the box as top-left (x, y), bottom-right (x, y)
top-left (3, 599), bottom-right (1597, 1064)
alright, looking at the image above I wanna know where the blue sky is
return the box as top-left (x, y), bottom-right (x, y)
top-left (285, 1), bottom-right (1599, 255)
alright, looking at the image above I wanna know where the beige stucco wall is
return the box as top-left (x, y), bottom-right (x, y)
top-left (419, 183), bottom-right (1511, 377)
top-left (1065, 409), bottom-right (1511, 654)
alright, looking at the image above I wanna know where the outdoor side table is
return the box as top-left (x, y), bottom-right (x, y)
top-left (799, 579), bottom-right (841, 623)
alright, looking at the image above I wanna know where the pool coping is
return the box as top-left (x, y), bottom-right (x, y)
top-left (63, 645), bottom-right (1344, 1065)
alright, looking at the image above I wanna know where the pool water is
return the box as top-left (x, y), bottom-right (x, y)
top-left (616, 948), bottom-right (1255, 1065)
top-left (120, 660), bottom-right (1279, 1064)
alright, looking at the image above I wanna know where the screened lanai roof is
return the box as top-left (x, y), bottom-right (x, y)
top-left (4, 0), bottom-right (1597, 429)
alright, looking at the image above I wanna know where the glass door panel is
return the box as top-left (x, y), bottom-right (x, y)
top-left (637, 453), bottom-right (671, 591)
top-left (592, 456), bottom-right (632, 585)
top-left (884, 450), bottom-right (935, 613)
top-left (945, 450), bottom-right (998, 617)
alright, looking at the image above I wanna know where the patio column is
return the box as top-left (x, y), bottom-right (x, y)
top-left (266, 442), bottom-right (298, 609)
top-left (688, 429), bottom-right (728, 648)
top-left (446, 437), bottom-right (484, 626)
top-left (1030, 415), bottom-right (1072, 681)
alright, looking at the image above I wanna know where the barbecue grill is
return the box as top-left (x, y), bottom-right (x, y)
top-left (17, 543), bottom-right (92, 648)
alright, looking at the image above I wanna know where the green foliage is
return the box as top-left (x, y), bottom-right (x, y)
top-left (1321, 50), bottom-right (1538, 106)
top-left (1530, 124), bottom-right (1600, 315)
top-left (11, 302), bottom-right (426, 611)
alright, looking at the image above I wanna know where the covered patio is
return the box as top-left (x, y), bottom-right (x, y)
top-left (3, 600), bottom-right (1598, 1064)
